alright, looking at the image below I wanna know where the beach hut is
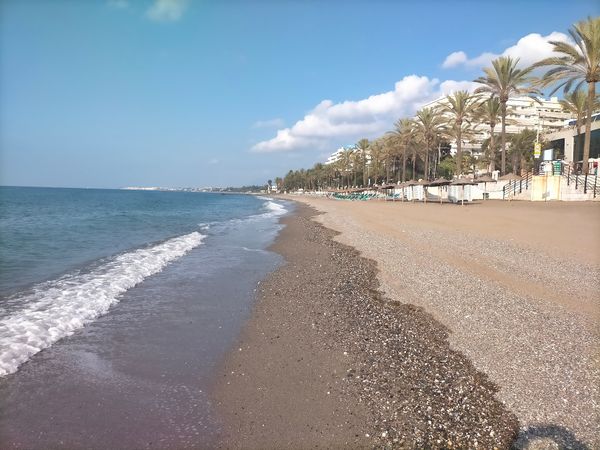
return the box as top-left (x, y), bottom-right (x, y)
top-left (394, 182), bottom-right (406, 202)
top-left (378, 184), bottom-right (396, 201)
top-left (428, 178), bottom-right (451, 204)
top-left (403, 180), bottom-right (417, 201)
top-left (449, 178), bottom-right (476, 205)
top-left (414, 180), bottom-right (430, 203)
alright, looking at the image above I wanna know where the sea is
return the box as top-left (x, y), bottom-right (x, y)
top-left (0, 186), bottom-right (290, 447)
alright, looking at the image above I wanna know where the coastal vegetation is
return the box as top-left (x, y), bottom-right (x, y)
top-left (278, 16), bottom-right (600, 191)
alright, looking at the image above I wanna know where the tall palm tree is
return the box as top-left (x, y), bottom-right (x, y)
top-left (474, 56), bottom-right (539, 175)
top-left (414, 107), bottom-right (446, 180)
top-left (340, 148), bottom-right (354, 188)
top-left (534, 17), bottom-right (600, 173)
top-left (369, 139), bottom-right (387, 184)
top-left (444, 121), bottom-right (478, 175)
top-left (386, 118), bottom-right (414, 182)
top-left (475, 96), bottom-right (502, 173)
top-left (380, 135), bottom-right (396, 182)
top-left (559, 90), bottom-right (600, 163)
top-left (438, 91), bottom-right (480, 175)
top-left (355, 138), bottom-right (370, 186)
top-left (350, 149), bottom-right (362, 186)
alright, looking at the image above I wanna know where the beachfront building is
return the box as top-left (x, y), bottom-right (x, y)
top-left (546, 112), bottom-right (600, 172)
top-left (325, 147), bottom-right (343, 165)
top-left (325, 146), bottom-right (351, 165)
top-left (420, 95), bottom-right (573, 158)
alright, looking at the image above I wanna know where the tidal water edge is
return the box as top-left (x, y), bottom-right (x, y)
top-left (0, 187), bottom-right (289, 447)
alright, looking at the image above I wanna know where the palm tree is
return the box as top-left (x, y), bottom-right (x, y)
top-left (355, 138), bottom-right (370, 186)
top-left (414, 107), bottom-right (446, 180)
top-left (558, 90), bottom-right (598, 164)
top-left (380, 135), bottom-right (397, 182)
top-left (350, 149), bottom-right (362, 186)
top-left (386, 118), bottom-right (414, 182)
top-left (534, 17), bottom-right (600, 174)
top-left (340, 148), bottom-right (354, 188)
top-left (444, 121), bottom-right (479, 175)
top-left (438, 91), bottom-right (480, 175)
top-left (475, 96), bottom-right (502, 173)
top-left (474, 55), bottom-right (539, 175)
top-left (368, 139), bottom-right (385, 184)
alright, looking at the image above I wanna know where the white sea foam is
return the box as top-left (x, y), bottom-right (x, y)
top-left (262, 200), bottom-right (287, 218)
top-left (241, 246), bottom-right (267, 253)
top-left (0, 232), bottom-right (205, 377)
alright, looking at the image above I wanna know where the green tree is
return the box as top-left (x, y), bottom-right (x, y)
top-left (368, 139), bottom-right (385, 184)
top-left (386, 118), bottom-right (414, 182)
top-left (534, 17), bottom-right (600, 174)
top-left (437, 155), bottom-right (456, 179)
top-left (340, 148), bottom-right (354, 188)
top-left (474, 56), bottom-right (539, 175)
top-left (481, 136), bottom-right (502, 173)
top-left (274, 177), bottom-right (282, 191)
top-left (508, 129), bottom-right (542, 174)
top-left (438, 91), bottom-right (480, 175)
top-left (414, 107), bottom-right (446, 179)
top-left (475, 96), bottom-right (502, 173)
top-left (355, 138), bottom-right (370, 186)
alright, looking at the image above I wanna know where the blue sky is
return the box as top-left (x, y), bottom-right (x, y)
top-left (1, 0), bottom-right (598, 188)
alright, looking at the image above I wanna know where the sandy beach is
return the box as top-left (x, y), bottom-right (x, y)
top-left (214, 198), bottom-right (599, 449)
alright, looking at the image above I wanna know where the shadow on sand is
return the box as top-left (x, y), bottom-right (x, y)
top-left (512, 425), bottom-right (589, 450)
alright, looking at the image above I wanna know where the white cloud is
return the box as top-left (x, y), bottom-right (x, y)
top-left (442, 51), bottom-right (467, 68)
top-left (442, 31), bottom-right (572, 69)
top-left (146, 0), bottom-right (188, 22)
top-left (251, 75), bottom-right (477, 153)
top-left (252, 118), bottom-right (285, 129)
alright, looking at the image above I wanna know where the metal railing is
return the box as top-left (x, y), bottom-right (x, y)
top-left (502, 166), bottom-right (599, 200)
top-left (502, 172), bottom-right (533, 199)
top-left (566, 173), bottom-right (599, 198)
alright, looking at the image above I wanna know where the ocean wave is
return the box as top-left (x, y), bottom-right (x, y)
top-left (199, 200), bottom-right (288, 234)
top-left (261, 200), bottom-right (287, 218)
top-left (0, 232), bottom-right (205, 377)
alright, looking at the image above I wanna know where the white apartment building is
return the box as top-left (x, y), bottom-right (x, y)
top-left (325, 146), bottom-right (351, 165)
top-left (419, 95), bottom-right (573, 155)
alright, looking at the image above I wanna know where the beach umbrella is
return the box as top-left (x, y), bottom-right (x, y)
top-left (429, 178), bottom-right (450, 204)
top-left (451, 178), bottom-right (476, 206)
top-left (429, 178), bottom-right (450, 186)
top-left (475, 175), bottom-right (497, 200)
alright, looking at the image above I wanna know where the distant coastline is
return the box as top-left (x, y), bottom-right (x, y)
top-left (121, 185), bottom-right (268, 194)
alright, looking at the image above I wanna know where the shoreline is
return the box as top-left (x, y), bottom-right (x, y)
top-left (212, 203), bottom-right (519, 448)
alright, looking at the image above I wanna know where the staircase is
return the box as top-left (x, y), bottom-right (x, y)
top-left (502, 172), bottom-right (533, 200)
top-left (563, 174), bottom-right (600, 200)
top-left (501, 171), bottom-right (599, 201)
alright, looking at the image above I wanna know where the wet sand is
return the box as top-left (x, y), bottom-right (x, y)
top-left (213, 204), bottom-right (519, 448)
